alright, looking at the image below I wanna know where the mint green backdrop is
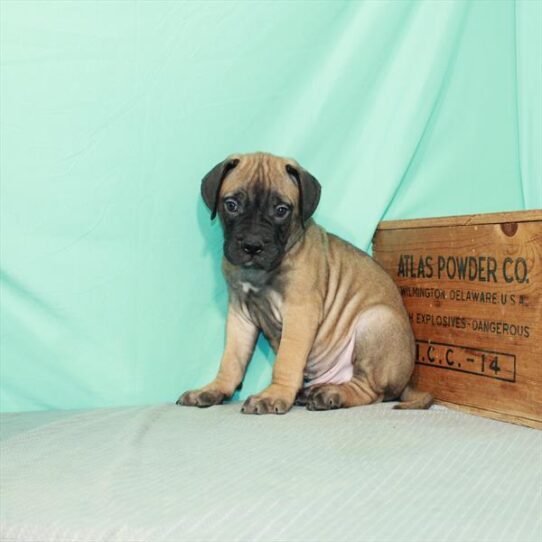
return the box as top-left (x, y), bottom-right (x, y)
top-left (1, 0), bottom-right (541, 412)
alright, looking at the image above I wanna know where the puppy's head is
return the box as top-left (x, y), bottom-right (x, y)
top-left (201, 152), bottom-right (321, 271)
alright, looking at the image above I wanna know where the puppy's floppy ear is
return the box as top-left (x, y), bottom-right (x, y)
top-left (201, 158), bottom-right (240, 219)
top-left (286, 164), bottom-right (321, 224)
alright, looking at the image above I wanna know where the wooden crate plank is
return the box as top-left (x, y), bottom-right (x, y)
top-left (377, 210), bottom-right (542, 230)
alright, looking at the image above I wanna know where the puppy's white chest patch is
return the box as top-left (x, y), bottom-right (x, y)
top-left (241, 281), bottom-right (260, 294)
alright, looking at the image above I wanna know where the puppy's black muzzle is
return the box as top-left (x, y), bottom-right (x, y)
top-left (225, 228), bottom-right (283, 270)
top-left (241, 236), bottom-right (264, 256)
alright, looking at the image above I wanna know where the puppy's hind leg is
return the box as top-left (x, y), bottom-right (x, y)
top-left (305, 377), bottom-right (383, 411)
top-left (305, 304), bottom-right (414, 411)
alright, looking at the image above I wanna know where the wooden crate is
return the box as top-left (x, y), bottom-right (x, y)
top-left (373, 210), bottom-right (542, 429)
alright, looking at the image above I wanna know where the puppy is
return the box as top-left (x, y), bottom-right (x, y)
top-left (178, 152), bottom-right (432, 414)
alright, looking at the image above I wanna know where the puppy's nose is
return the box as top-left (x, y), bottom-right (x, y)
top-left (243, 241), bottom-right (264, 256)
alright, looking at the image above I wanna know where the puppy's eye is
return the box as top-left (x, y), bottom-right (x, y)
top-left (224, 199), bottom-right (239, 214)
top-left (275, 205), bottom-right (290, 218)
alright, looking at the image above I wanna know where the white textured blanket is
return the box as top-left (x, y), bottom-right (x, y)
top-left (1, 403), bottom-right (541, 542)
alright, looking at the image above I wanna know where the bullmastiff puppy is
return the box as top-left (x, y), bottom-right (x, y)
top-left (178, 152), bottom-right (433, 414)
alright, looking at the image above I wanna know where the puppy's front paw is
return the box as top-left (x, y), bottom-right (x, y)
top-left (306, 384), bottom-right (345, 411)
top-left (176, 388), bottom-right (225, 408)
top-left (241, 392), bottom-right (292, 415)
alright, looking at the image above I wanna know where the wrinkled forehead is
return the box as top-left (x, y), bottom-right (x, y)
top-left (220, 154), bottom-right (299, 204)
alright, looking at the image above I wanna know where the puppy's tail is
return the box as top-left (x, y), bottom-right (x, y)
top-left (393, 385), bottom-right (433, 410)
